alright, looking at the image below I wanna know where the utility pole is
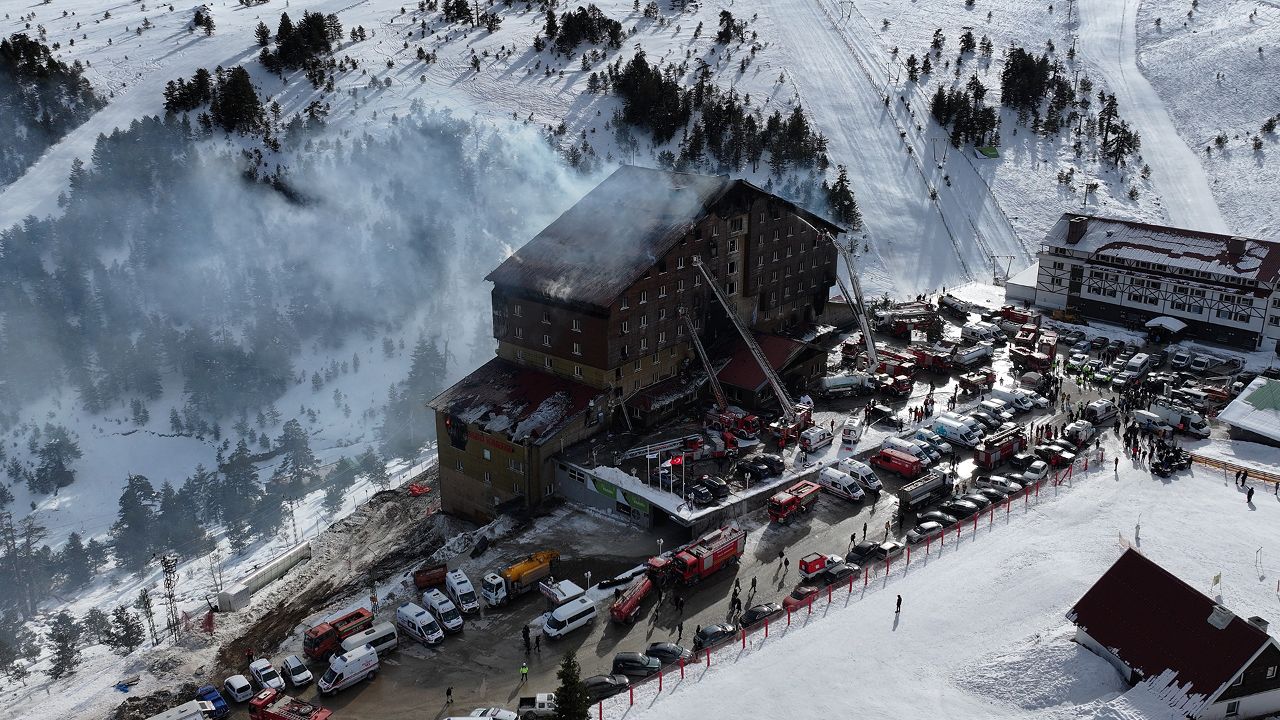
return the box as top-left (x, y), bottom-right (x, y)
top-left (162, 554), bottom-right (181, 642)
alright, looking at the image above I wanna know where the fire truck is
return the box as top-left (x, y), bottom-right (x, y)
top-left (608, 573), bottom-right (654, 623)
top-left (303, 608), bottom-right (374, 660)
top-left (974, 427), bottom-right (1029, 469)
top-left (767, 480), bottom-right (821, 523)
top-left (999, 305), bottom-right (1040, 325)
top-left (647, 524), bottom-right (746, 586)
top-left (958, 367), bottom-right (996, 394)
top-left (248, 689), bottom-right (332, 720)
top-left (1036, 330), bottom-right (1059, 357)
top-left (908, 344), bottom-right (953, 373)
top-left (1013, 323), bottom-right (1040, 348)
top-left (874, 345), bottom-right (920, 377)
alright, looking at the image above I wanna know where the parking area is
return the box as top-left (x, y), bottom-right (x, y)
top-left (222, 296), bottom-right (1270, 720)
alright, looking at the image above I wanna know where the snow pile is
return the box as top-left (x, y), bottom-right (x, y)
top-left (955, 625), bottom-right (1128, 712)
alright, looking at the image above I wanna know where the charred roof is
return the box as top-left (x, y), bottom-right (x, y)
top-left (486, 165), bottom-right (842, 309)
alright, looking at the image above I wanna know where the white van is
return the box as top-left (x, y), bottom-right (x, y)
top-left (423, 588), bottom-right (464, 634)
top-left (341, 621), bottom-right (398, 657)
top-left (978, 399), bottom-right (1015, 422)
top-left (395, 602), bottom-right (444, 645)
top-left (817, 467), bottom-right (866, 502)
top-left (911, 428), bottom-right (953, 455)
top-left (317, 644), bottom-right (379, 695)
top-left (1132, 410), bottom-right (1173, 434)
top-left (1125, 353), bottom-right (1152, 375)
top-left (933, 416), bottom-right (981, 448)
top-left (976, 321), bottom-right (1007, 344)
top-left (836, 458), bottom-right (883, 493)
top-left (543, 596), bottom-right (596, 640)
top-left (799, 426), bottom-right (834, 453)
top-left (445, 569), bottom-right (480, 614)
top-left (881, 437), bottom-right (931, 465)
top-left (988, 388), bottom-right (1033, 412)
top-left (960, 322), bottom-right (997, 345)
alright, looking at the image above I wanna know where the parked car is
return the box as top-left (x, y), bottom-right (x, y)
top-left (582, 675), bottom-right (630, 703)
top-left (645, 642), bottom-right (694, 666)
top-left (1008, 452), bottom-right (1036, 470)
top-left (470, 708), bottom-right (518, 719)
top-left (782, 585), bottom-right (820, 611)
top-left (1066, 353), bottom-right (1089, 371)
top-left (740, 456), bottom-right (782, 481)
top-left (960, 493), bottom-right (993, 510)
top-left (870, 541), bottom-right (906, 562)
top-left (905, 521), bottom-right (945, 545)
top-left (1062, 330), bottom-right (1086, 345)
top-left (698, 474), bottom-right (731, 499)
top-left (972, 487), bottom-right (1009, 504)
top-left (223, 675), bottom-right (254, 703)
top-left (249, 659), bottom-right (284, 690)
top-left (611, 652), bottom-right (662, 679)
top-left (1089, 336), bottom-right (1108, 351)
top-left (846, 541), bottom-right (880, 565)
top-left (1170, 350), bottom-right (1192, 369)
top-left (685, 484), bottom-right (715, 506)
top-left (1150, 350), bottom-right (1169, 368)
top-left (280, 655), bottom-right (313, 688)
top-left (692, 623), bottom-right (738, 651)
top-left (1022, 461), bottom-right (1050, 483)
top-left (918, 510), bottom-right (958, 527)
top-left (971, 474), bottom-right (1015, 492)
top-left (818, 562), bottom-right (859, 586)
top-left (739, 603), bottom-right (784, 628)
top-left (196, 685), bottom-right (230, 719)
top-left (939, 498), bottom-right (980, 519)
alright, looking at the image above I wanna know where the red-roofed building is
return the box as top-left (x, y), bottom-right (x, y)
top-left (717, 333), bottom-right (827, 409)
top-left (1069, 549), bottom-right (1280, 719)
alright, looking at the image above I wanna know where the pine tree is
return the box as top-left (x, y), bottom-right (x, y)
top-left (156, 481), bottom-right (211, 556)
top-left (58, 532), bottom-right (92, 589)
top-left (273, 419), bottom-right (317, 494)
top-left (358, 448), bottom-right (389, 490)
top-left (0, 610), bottom-right (39, 682)
top-left (0, 482), bottom-right (12, 509)
top-left (256, 21), bottom-right (271, 47)
top-left (825, 165), bottom-right (862, 231)
top-left (321, 482), bottom-right (344, 515)
top-left (135, 588), bottom-right (158, 645)
top-left (170, 407), bottom-right (184, 434)
top-left (82, 608), bottom-right (112, 645)
top-left (46, 612), bottom-right (82, 679)
top-left (217, 441), bottom-right (261, 549)
top-left (108, 606), bottom-right (145, 654)
top-left (553, 650), bottom-right (590, 720)
top-left (31, 424), bottom-right (81, 494)
top-left (276, 12), bottom-right (294, 43)
top-left (112, 475), bottom-right (158, 571)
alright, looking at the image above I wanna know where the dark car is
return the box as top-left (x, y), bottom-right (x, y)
top-left (698, 474), bottom-right (731, 499)
top-left (818, 562), bottom-right (859, 586)
top-left (685, 484), bottom-right (715, 506)
top-left (960, 492), bottom-right (993, 510)
top-left (1062, 330), bottom-right (1086, 345)
top-left (583, 674), bottom-right (630, 702)
top-left (739, 602), bottom-right (783, 628)
top-left (645, 642), bottom-right (694, 666)
top-left (1150, 350), bottom-right (1169, 368)
top-left (692, 623), bottom-right (738, 651)
top-left (611, 652), bottom-right (662, 679)
top-left (752, 453), bottom-right (787, 475)
top-left (918, 510), bottom-right (958, 527)
top-left (1089, 336), bottom-right (1108, 351)
top-left (939, 498), bottom-right (980, 519)
top-left (972, 487), bottom-right (1008, 505)
top-left (846, 540), bottom-right (880, 565)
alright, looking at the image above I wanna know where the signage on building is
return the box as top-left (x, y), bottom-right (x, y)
top-left (467, 429), bottom-right (516, 454)
top-left (587, 475), bottom-right (650, 514)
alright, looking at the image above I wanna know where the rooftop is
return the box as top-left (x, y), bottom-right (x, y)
top-left (717, 333), bottom-right (808, 392)
top-left (485, 165), bottom-right (842, 309)
top-left (428, 358), bottom-right (606, 446)
top-left (1217, 377), bottom-right (1280, 442)
top-left (1044, 214), bottom-right (1280, 283)
top-left (1068, 548), bottom-right (1272, 700)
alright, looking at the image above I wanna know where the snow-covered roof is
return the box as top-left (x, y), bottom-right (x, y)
top-left (1217, 377), bottom-right (1280, 442)
top-left (1044, 214), bottom-right (1280, 284)
top-left (429, 358), bottom-right (606, 446)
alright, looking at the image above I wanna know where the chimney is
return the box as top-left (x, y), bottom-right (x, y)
top-left (1208, 605), bottom-right (1235, 630)
top-left (1227, 236), bottom-right (1248, 258)
top-left (1066, 216), bottom-right (1088, 245)
top-left (1248, 616), bottom-right (1270, 634)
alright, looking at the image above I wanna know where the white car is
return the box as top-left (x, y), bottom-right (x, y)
top-left (1066, 353), bottom-right (1089, 371)
top-left (223, 674), bottom-right (254, 703)
top-left (249, 658), bottom-right (285, 690)
top-left (1022, 460), bottom-right (1050, 484)
top-left (470, 708), bottom-right (519, 719)
top-left (281, 654), bottom-right (313, 687)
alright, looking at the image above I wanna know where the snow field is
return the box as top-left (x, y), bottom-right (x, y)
top-left (599, 433), bottom-right (1280, 720)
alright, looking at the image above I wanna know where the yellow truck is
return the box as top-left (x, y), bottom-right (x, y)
top-left (480, 550), bottom-right (559, 607)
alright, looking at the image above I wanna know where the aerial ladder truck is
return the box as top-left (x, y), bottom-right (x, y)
top-left (690, 257), bottom-right (812, 446)
top-left (683, 315), bottom-right (762, 442)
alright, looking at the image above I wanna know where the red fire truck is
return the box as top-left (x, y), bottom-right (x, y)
top-left (974, 427), bottom-right (1029, 469)
top-left (248, 689), bottom-right (332, 720)
top-left (908, 344), bottom-right (953, 373)
top-left (608, 573), bottom-right (653, 623)
top-left (999, 305), bottom-right (1040, 325)
top-left (767, 480), bottom-right (821, 523)
top-left (647, 525), bottom-right (747, 586)
top-left (303, 608), bottom-right (373, 660)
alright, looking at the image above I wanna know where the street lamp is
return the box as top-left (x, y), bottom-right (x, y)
top-left (657, 538), bottom-right (664, 556)
top-left (585, 571), bottom-right (592, 590)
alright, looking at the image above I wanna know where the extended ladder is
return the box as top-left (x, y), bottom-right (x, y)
top-left (683, 315), bottom-right (728, 412)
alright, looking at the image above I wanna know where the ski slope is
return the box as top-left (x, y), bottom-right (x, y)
top-left (1075, 0), bottom-right (1230, 234)
top-left (610, 436), bottom-right (1280, 720)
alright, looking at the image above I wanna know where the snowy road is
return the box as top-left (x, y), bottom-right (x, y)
top-left (1076, 0), bottom-right (1230, 233)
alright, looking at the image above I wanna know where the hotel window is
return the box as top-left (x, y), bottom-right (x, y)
top-left (787, 225), bottom-right (794, 237)
top-left (509, 459), bottom-right (523, 473)
top-left (572, 319), bottom-right (582, 332)
top-left (726, 281), bottom-right (736, 296)
top-left (694, 274), bottom-right (702, 287)
top-left (677, 279), bottom-right (685, 292)
top-left (658, 331), bottom-right (666, 344)
top-left (621, 320), bottom-right (629, 334)
top-left (639, 314), bottom-right (648, 328)
top-left (658, 308), bottom-right (667, 321)
top-left (574, 365), bottom-right (583, 378)
top-left (541, 310), bottom-right (551, 324)
top-left (712, 225), bottom-right (719, 236)
top-left (772, 250), bottom-right (780, 262)
top-left (516, 349), bottom-right (525, 361)
top-left (640, 290), bottom-right (648, 304)
top-left (482, 448), bottom-right (492, 461)
top-left (514, 327), bottom-right (524, 339)
top-left (1267, 666), bottom-right (1277, 679)
top-left (621, 296), bottom-right (629, 310)
top-left (634, 360), bottom-right (642, 373)
top-left (455, 460), bottom-right (464, 472)
top-left (772, 229), bottom-right (780, 240)
top-left (640, 337), bottom-right (649, 351)
top-left (542, 334), bottom-right (551, 347)
top-left (728, 238), bottom-right (738, 253)
top-left (483, 472), bottom-right (492, 486)
top-left (728, 261), bottom-right (737, 275)
top-left (544, 356), bottom-right (552, 369)
top-left (659, 285), bottom-right (667, 298)
top-left (730, 217), bottom-right (744, 233)
top-left (572, 342), bottom-right (582, 356)
top-left (677, 256), bottom-right (685, 269)
top-left (512, 304), bottom-right (522, 317)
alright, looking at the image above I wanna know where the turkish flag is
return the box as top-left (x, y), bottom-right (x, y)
top-left (670, 455), bottom-right (684, 466)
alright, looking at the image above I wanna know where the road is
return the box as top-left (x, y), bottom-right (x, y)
top-left (1075, 0), bottom-right (1230, 233)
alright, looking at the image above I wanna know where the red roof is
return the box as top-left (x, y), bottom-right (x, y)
top-left (717, 334), bottom-right (806, 392)
top-left (1069, 549), bottom-right (1271, 699)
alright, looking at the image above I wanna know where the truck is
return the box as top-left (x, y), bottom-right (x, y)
top-left (647, 524), bottom-right (746, 586)
top-left (1013, 323), bottom-right (1040, 348)
top-left (303, 607), bottom-right (374, 660)
top-left (896, 471), bottom-right (955, 515)
top-left (908, 344), bottom-right (953, 373)
top-left (1036, 330), bottom-right (1059, 357)
top-left (608, 573), bottom-right (653, 623)
top-left (798, 552), bottom-right (843, 579)
top-left (1010, 346), bottom-right (1051, 372)
top-left (974, 427), bottom-right (1028, 469)
top-left (248, 689), bottom-right (333, 720)
top-left (146, 701), bottom-right (217, 720)
top-left (706, 407), bottom-right (763, 441)
top-left (958, 367), bottom-right (996, 394)
top-left (482, 551), bottom-right (560, 607)
top-left (413, 562), bottom-right (449, 590)
top-left (817, 372), bottom-right (877, 398)
top-left (939, 293), bottom-right (981, 319)
top-left (999, 305), bottom-right (1040, 325)
top-left (951, 342), bottom-right (994, 371)
top-left (766, 480), bottom-right (822, 523)
top-left (1149, 402), bottom-right (1211, 439)
top-left (518, 693), bottom-right (558, 719)
top-left (878, 373), bottom-right (913, 398)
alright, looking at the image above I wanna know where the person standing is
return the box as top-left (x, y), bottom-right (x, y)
top-left (535, 634), bottom-right (541, 653)
top-left (522, 624), bottom-right (531, 654)
top-left (676, 621), bottom-right (684, 642)
top-left (520, 662), bottom-right (528, 684)
top-left (1247, 486), bottom-right (1255, 504)
top-left (446, 687), bottom-right (453, 704)
top-left (895, 595), bottom-right (902, 614)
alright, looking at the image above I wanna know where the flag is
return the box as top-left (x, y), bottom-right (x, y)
top-left (1212, 573), bottom-right (1222, 587)
top-left (670, 455), bottom-right (683, 466)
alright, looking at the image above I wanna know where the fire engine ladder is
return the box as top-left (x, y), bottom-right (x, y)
top-left (683, 315), bottom-right (728, 412)
top-left (690, 257), bottom-right (798, 424)
top-left (830, 235), bottom-right (878, 369)
top-left (617, 434), bottom-right (704, 462)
